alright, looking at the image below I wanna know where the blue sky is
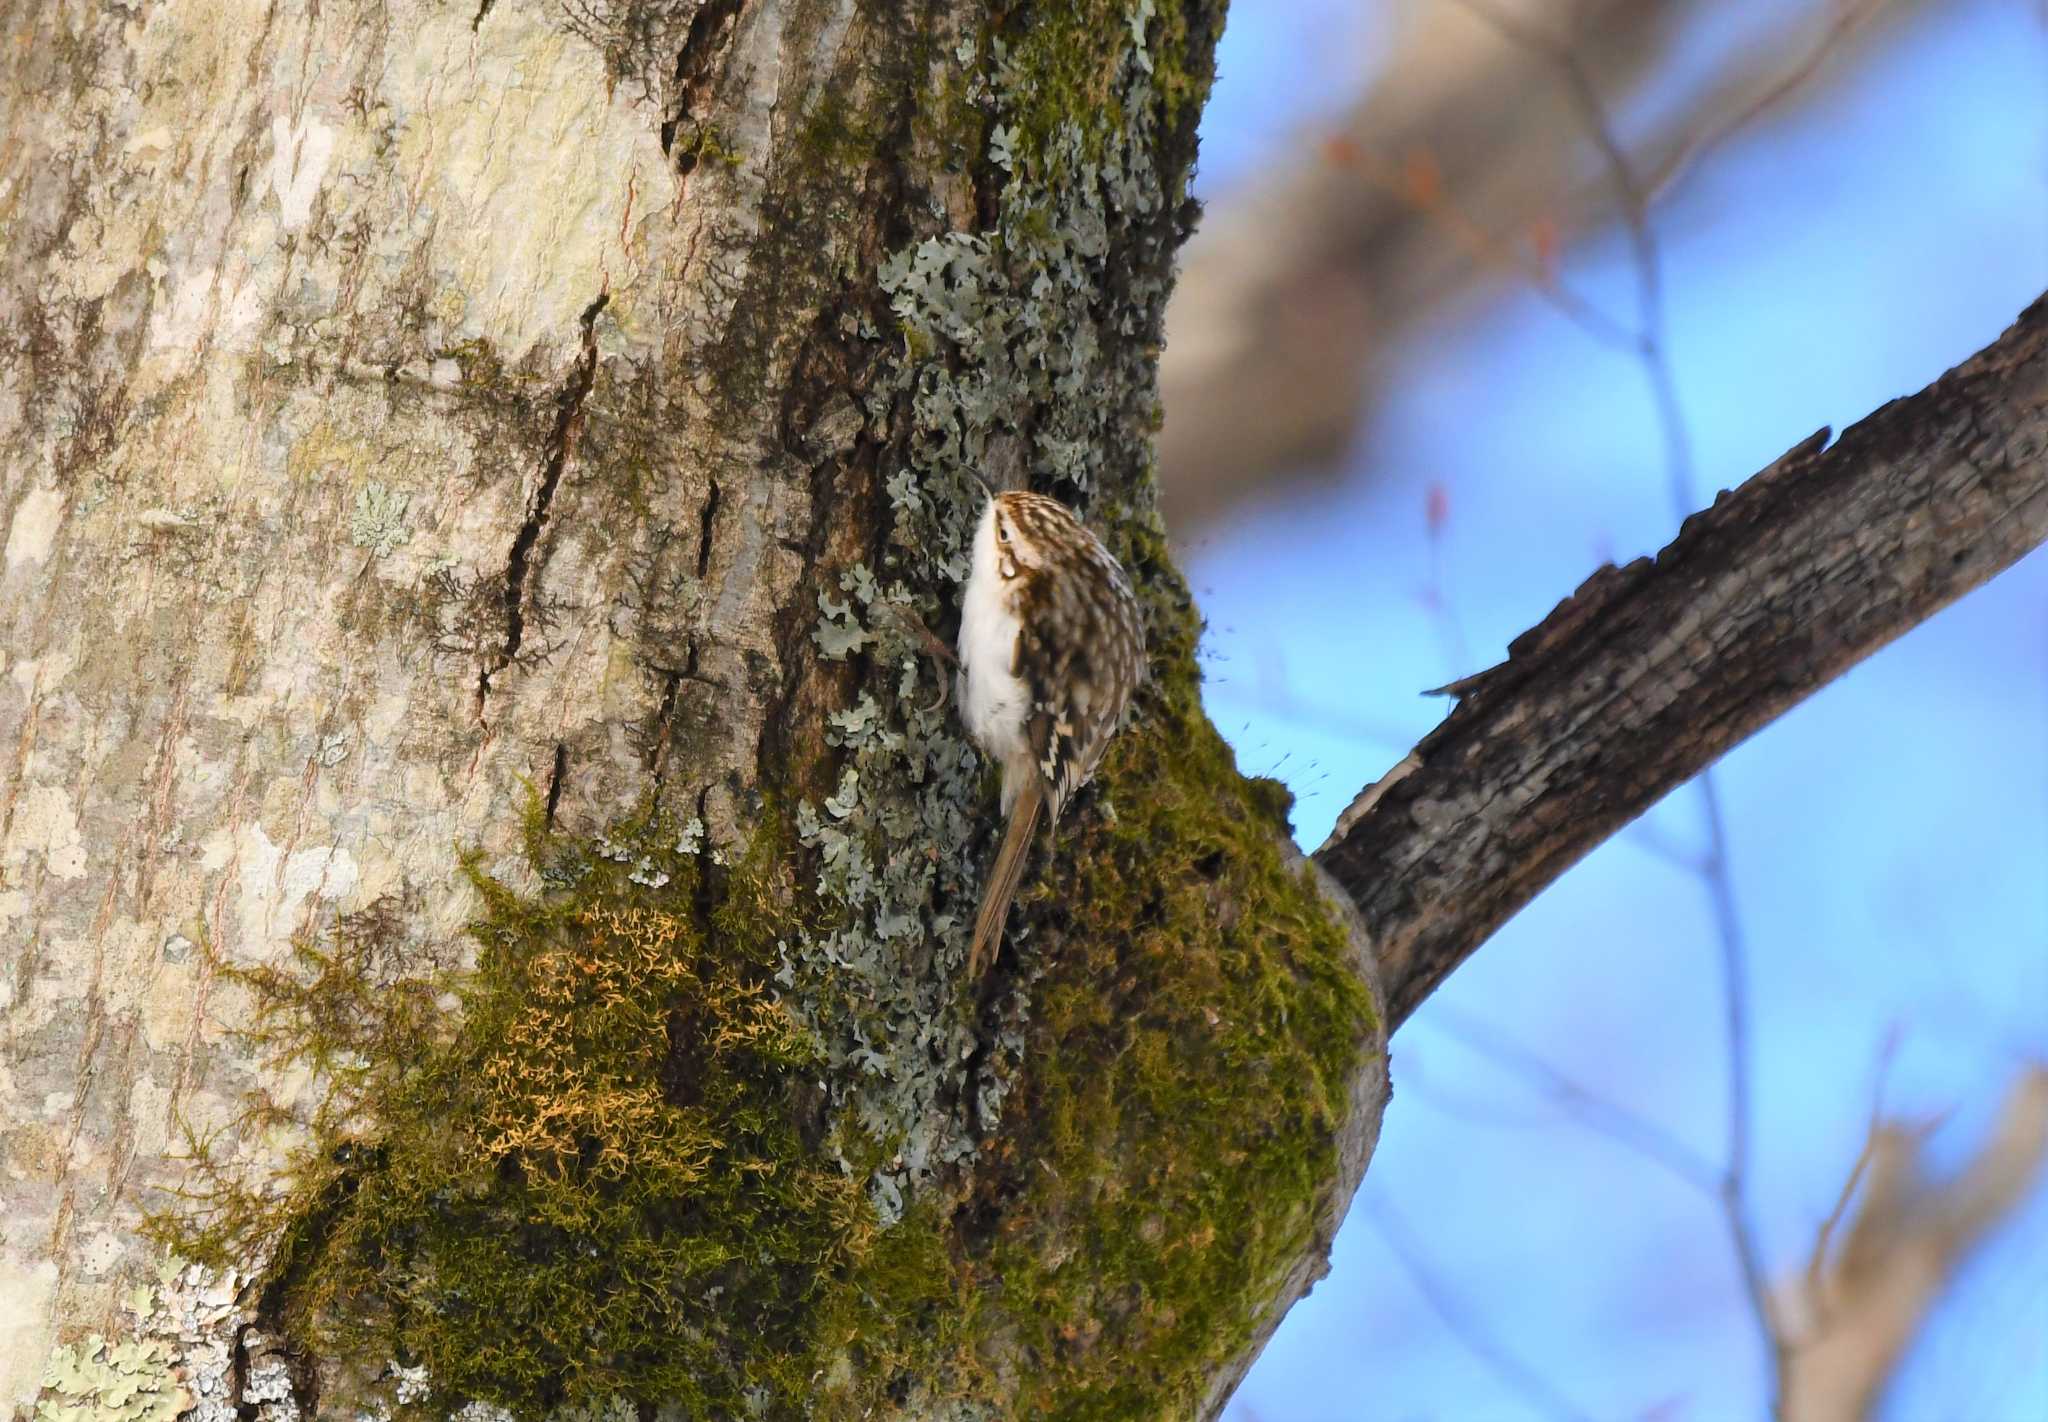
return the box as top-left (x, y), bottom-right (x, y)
top-left (1181, 3), bottom-right (2048, 1418)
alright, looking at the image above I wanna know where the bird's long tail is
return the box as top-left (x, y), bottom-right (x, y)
top-left (969, 778), bottom-right (1044, 978)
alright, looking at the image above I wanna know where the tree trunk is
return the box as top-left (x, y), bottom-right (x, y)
top-left (1, 3), bottom-right (1385, 1419)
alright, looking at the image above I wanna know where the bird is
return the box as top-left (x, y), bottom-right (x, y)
top-left (956, 487), bottom-right (1145, 977)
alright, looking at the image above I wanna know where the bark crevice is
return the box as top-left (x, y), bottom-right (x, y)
top-left (476, 290), bottom-right (611, 720)
top-left (659, 0), bottom-right (750, 171)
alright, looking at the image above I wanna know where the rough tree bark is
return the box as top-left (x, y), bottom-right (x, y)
top-left (0, 5), bottom-right (2042, 1422)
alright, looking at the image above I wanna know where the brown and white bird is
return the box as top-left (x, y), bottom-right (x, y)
top-left (957, 489), bottom-right (1144, 977)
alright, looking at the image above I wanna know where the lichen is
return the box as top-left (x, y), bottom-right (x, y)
top-left (786, 548), bottom-right (987, 1216)
top-left (32, 1255), bottom-right (246, 1422)
top-left (348, 481), bottom-right (415, 557)
top-left (35, 1338), bottom-right (187, 1422)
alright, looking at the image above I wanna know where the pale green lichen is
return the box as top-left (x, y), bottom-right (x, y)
top-left (348, 481), bottom-right (414, 557)
top-left (34, 1254), bottom-right (248, 1422)
top-left (36, 1339), bottom-right (185, 1422)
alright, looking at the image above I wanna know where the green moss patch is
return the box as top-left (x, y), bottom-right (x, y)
top-left (995, 0), bottom-right (1219, 172)
top-left (160, 815), bottom-right (956, 1419)
top-left (966, 543), bottom-right (1377, 1420)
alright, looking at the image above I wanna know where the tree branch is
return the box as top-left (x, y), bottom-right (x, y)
top-left (1316, 295), bottom-right (2048, 1029)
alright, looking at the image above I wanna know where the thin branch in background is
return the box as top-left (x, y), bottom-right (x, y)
top-left (1801, 1029), bottom-right (1904, 1326)
top-left (1400, 1042), bottom-right (1596, 1132)
top-left (1443, 0), bottom-right (1666, 372)
top-left (1625, 813), bottom-right (1708, 874)
top-left (1322, 136), bottom-right (1641, 355)
top-left (1691, 770), bottom-right (1785, 1406)
top-left (1444, 0), bottom-right (1788, 1406)
top-left (1443, 0), bottom-right (1688, 490)
top-left (1419, 481), bottom-right (1476, 678)
top-left (1163, 0), bottom-right (1945, 536)
top-left (1367, 1192), bottom-right (1599, 1422)
top-left (1425, 1004), bottom-right (1724, 1197)
top-left (1639, 0), bottom-right (1892, 210)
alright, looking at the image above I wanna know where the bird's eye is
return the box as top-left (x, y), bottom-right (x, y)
top-left (996, 523), bottom-right (1010, 544)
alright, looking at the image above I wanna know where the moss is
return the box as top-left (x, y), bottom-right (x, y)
top-left (1138, 1), bottom-right (1215, 135)
top-left (436, 337), bottom-right (509, 393)
top-left (668, 123), bottom-right (744, 173)
top-left (994, 0), bottom-right (1135, 165)
top-left (157, 809), bottom-right (961, 1420)
top-left (963, 539), bottom-right (1375, 1419)
top-left (993, 0), bottom-right (1220, 177)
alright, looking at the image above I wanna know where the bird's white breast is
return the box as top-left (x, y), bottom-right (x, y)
top-left (958, 498), bottom-right (1031, 771)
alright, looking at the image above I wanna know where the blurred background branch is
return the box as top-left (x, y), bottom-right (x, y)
top-left (1782, 1068), bottom-right (2048, 1422)
top-left (1160, 0), bottom-right (1935, 538)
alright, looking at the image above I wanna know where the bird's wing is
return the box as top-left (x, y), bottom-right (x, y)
top-left (1015, 559), bottom-right (1144, 822)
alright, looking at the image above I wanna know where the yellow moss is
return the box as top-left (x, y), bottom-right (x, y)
top-left (155, 813), bottom-right (957, 1419)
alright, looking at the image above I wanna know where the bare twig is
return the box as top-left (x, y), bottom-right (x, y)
top-left (1368, 1192), bottom-right (1598, 1422)
top-left (1638, 0), bottom-right (1893, 210)
top-left (1801, 1033), bottom-right (1904, 1328)
top-left (1625, 815), bottom-right (1707, 874)
top-left (1695, 770), bottom-right (1785, 1409)
top-left (1443, 1), bottom-right (1785, 1399)
top-left (1424, 1005), bottom-right (1723, 1196)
